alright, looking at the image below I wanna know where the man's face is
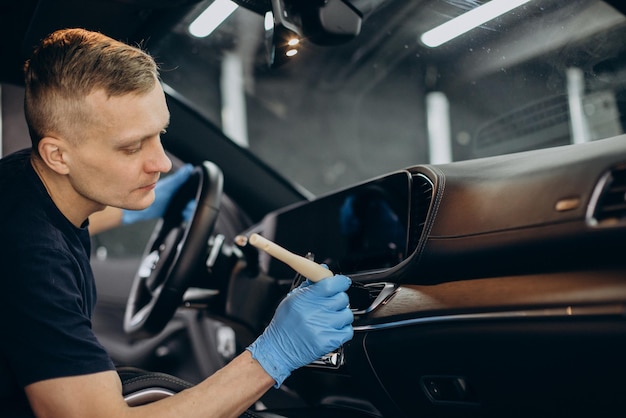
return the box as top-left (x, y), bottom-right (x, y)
top-left (63, 82), bottom-right (173, 213)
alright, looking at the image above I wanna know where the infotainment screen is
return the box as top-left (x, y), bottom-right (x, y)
top-left (261, 171), bottom-right (412, 278)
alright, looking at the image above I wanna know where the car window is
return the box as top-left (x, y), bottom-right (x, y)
top-left (151, 0), bottom-right (626, 195)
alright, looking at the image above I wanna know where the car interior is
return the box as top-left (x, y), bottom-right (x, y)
top-left (2, 0), bottom-right (626, 417)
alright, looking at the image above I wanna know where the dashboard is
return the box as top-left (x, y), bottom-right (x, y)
top-left (247, 134), bottom-right (626, 417)
top-left (255, 134), bottom-right (626, 286)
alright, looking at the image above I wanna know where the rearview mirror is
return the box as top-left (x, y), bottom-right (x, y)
top-left (265, 0), bottom-right (362, 67)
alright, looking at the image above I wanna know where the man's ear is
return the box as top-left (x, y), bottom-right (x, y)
top-left (37, 137), bottom-right (70, 175)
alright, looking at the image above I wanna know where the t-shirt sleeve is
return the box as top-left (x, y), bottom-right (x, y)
top-left (1, 247), bottom-right (115, 388)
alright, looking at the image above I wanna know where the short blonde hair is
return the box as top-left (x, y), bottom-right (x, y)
top-left (24, 28), bottom-right (159, 151)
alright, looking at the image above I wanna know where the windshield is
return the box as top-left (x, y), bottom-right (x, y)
top-left (150, 0), bottom-right (626, 196)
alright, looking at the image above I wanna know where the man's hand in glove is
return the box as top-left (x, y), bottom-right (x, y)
top-left (246, 274), bottom-right (354, 387)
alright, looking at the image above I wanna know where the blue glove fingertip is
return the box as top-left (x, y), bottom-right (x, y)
top-left (314, 274), bottom-right (351, 296)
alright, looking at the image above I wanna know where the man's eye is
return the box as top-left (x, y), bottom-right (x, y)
top-left (124, 147), bottom-right (142, 155)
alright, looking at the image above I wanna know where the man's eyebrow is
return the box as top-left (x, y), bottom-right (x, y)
top-left (117, 120), bottom-right (170, 146)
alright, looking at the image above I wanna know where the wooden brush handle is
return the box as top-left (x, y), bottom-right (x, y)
top-left (248, 233), bottom-right (333, 282)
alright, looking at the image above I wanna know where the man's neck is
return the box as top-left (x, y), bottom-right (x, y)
top-left (30, 156), bottom-right (103, 228)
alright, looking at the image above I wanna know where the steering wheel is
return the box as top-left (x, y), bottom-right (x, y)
top-left (124, 161), bottom-right (223, 337)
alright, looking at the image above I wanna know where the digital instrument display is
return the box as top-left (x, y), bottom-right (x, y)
top-left (262, 171), bottom-right (412, 277)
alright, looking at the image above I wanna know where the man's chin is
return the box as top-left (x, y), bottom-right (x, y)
top-left (125, 192), bottom-right (156, 211)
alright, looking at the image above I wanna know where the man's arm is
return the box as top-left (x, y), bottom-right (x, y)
top-left (25, 274), bottom-right (353, 418)
top-left (25, 350), bottom-right (274, 418)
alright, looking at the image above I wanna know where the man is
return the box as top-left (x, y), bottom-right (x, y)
top-left (0, 28), bottom-right (354, 417)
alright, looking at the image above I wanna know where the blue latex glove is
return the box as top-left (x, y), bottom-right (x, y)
top-left (122, 164), bottom-right (195, 224)
top-left (246, 274), bottom-right (354, 387)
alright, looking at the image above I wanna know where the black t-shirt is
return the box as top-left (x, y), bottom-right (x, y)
top-left (0, 149), bottom-right (115, 415)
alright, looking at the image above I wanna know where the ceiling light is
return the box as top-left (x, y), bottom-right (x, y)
top-left (264, 11), bottom-right (274, 31)
top-left (420, 0), bottom-right (532, 48)
top-left (189, 0), bottom-right (239, 38)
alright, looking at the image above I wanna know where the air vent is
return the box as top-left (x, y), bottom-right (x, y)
top-left (588, 164), bottom-right (626, 227)
top-left (407, 173), bottom-right (434, 254)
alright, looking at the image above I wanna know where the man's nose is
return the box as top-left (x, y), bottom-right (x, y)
top-left (146, 138), bottom-right (172, 174)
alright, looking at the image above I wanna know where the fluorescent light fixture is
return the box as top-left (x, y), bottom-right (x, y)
top-left (264, 11), bottom-right (274, 31)
top-left (189, 0), bottom-right (239, 38)
top-left (421, 0), bottom-right (532, 48)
